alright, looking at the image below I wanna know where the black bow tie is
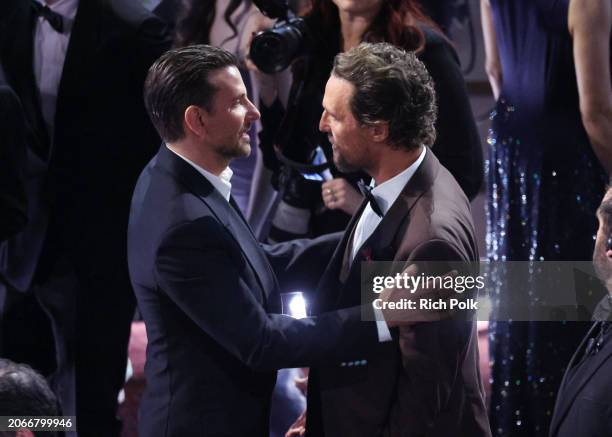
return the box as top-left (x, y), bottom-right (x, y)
top-left (31, 1), bottom-right (65, 33)
top-left (357, 180), bottom-right (383, 218)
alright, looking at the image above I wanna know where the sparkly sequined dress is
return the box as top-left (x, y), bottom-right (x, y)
top-left (486, 0), bottom-right (608, 436)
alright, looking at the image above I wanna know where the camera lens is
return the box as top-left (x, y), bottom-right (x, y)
top-left (249, 18), bottom-right (309, 74)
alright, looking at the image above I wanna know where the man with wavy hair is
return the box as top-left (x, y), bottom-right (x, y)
top-left (301, 42), bottom-right (490, 437)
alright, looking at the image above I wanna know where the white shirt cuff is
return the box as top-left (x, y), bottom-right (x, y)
top-left (372, 302), bottom-right (392, 342)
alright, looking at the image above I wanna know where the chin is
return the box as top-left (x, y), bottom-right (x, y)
top-left (237, 142), bottom-right (251, 158)
top-left (333, 154), bottom-right (356, 173)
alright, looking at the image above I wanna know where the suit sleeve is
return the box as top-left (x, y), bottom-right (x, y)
top-left (420, 38), bottom-right (484, 200)
top-left (398, 239), bottom-right (479, 416)
top-left (154, 218), bottom-right (378, 371)
top-left (262, 231), bottom-right (343, 293)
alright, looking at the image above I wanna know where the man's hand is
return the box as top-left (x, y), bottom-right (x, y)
top-left (379, 264), bottom-right (458, 327)
top-left (322, 178), bottom-right (364, 215)
top-left (294, 367), bottom-right (308, 395)
top-left (286, 410), bottom-right (306, 437)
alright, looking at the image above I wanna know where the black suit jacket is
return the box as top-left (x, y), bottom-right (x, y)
top-left (128, 146), bottom-right (380, 437)
top-left (306, 150), bottom-right (491, 437)
top-left (0, 69), bottom-right (27, 242)
top-left (550, 317), bottom-right (612, 437)
top-left (0, 0), bottom-right (170, 291)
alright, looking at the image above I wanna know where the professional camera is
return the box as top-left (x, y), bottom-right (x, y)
top-left (250, 0), bottom-right (313, 74)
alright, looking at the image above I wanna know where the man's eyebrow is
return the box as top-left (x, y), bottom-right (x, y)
top-left (323, 104), bottom-right (336, 117)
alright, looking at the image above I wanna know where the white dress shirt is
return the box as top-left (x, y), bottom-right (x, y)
top-left (33, 0), bottom-right (78, 143)
top-left (167, 146), bottom-right (233, 201)
top-left (353, 147), bottom-right (427, 341)
top-left (352, 147), bottom-right (427, 261)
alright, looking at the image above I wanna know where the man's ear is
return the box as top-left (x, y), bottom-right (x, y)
top-left (368, 121), bottom-right (389, 144)
top-left (184, 105), bottom-right (208, 138)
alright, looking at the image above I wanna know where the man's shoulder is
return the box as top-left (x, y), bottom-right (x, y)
top-left (128, 157), bottom-right (226, 268)
top-left (398, 162), bottom-right (476, 260)
top-left (414, 157), bottom-right (472, 225)
top-left (132, 154), bottom-right (217, 227)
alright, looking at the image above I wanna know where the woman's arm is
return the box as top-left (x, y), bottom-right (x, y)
top-left (569, 0), bottom-right (612, 174)
top-left (480, 0), bottom-right (502, 100)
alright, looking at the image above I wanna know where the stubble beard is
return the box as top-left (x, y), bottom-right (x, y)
top-left (332, 146), bottom-right (359, 173)
top-left (217, 138), bottom-right (251, 160)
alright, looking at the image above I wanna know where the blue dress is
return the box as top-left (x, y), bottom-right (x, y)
top-left (486, 0), bottom-right (608, 435)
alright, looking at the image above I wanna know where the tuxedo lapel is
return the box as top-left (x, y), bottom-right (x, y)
top-left (314, 199), bottom-right (367, 313)
top-left (333, 149), bottom-right (438, 307)
top-left (156, 147), bottom-right (277, 303)
top-left (363, 148), bottom-right (437, 255)
top-left (550, 322), bottom-right (612, 435)
top-left (54, 0), bottom-right (100, 144)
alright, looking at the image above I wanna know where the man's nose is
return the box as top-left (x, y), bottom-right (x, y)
top-left (247, 98), bottom-right (261, 121)
top-left (319, 111), bottom-right (329, 132)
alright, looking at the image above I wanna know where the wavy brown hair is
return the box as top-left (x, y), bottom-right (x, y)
top-left (308, 0), bottom-right (441, 53)
top-left (174, 0), bottom-right (245, 47)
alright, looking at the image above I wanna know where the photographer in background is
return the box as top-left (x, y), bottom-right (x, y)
top-left (251, 0), bottom-right (483, 242)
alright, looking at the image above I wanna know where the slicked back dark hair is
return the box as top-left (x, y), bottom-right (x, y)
top-left (0, 359), bottom-right (59, 437)
top-left (332, 42), bottom-right (437, 151)
top-left (144, 44), bottom-right (238, 143)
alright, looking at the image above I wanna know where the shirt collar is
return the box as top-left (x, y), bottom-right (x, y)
top-left (167, 146), bottom-right (233, 202)
top-left (370, 146), bottom-right (427, 215)
top-left (35, 0), bottom-right (79, 31)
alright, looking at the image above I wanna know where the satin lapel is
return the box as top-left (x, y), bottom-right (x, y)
top-left (54, 0), bottom-right (99, 150)
top-left (156, 147), bottom-right (276, 302)
top-left (209, 194), bottom-right (276, 304)
top-left (1, 0), bottom-right (49, 159)
top-left (229, 195), bottom-right (280, 299)
top-left (550, 322), bottom-right (612, 435)
top-left (313, 199), bottom-right (368, 313)
top-left (335, 149), bottom-right (438, 306)
top-left (229, 196), bottom-right (256, 239)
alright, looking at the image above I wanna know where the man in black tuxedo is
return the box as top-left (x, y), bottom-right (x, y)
top-left (549, 188), bottom-right (612, 437)
top-left (0, 64), bottom-right (27, 243)
top-left (0, 0), bottom-right (170, 435)
top-left (127, 44), bottom-right (416, 437)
